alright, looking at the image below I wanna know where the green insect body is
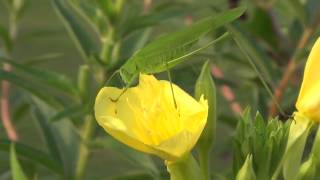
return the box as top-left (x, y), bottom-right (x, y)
top-left (119, 41), bottom-right (196, 84)
top-left (119, 6), bottom-right (246, 85)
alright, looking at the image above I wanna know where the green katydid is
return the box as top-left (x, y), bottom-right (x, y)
top-left (108, 6), bottom-right (246, 102)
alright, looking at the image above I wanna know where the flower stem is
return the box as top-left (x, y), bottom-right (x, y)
top-left (166, 154), bottom-right (205, 180)
top-left (198, 148), bottom-right (210, 180)
top-left (311, 125), bottom-right (320, 177)
top-left (75, 115), bottom-right (95, 180)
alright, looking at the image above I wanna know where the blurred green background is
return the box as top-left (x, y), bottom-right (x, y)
top-left (1, 0), bottom-right (320, 179)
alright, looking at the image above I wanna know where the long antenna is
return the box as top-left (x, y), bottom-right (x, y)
top-left (232, 36), bottom-right (287, 117)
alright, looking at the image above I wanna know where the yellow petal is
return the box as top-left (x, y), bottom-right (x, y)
top-left (296, 83), bottom-right (320, 122)
top-left (156, 131), bottom-right (195, 159)
top-left (160, 80), bottom-right (208, 122)
top-left (296, 37), bottom-right (320, 101)
top-left (94, 74), bottom-right (208, 161)
top-left (94, 87), bottom-right (153, 153)
top-left (296, 37), bottom-right (320, 121)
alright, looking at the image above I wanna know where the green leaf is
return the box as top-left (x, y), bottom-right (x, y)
top-left (77, 65), bottom-right (90, 101)
top-left (24, 53), bottom-right (64, 65)
top-left (0, 69), bottom-right (60, 107)
top-left (0, 23), bottom-right (11, 50)
top-left (233, 109), bottom-right (289, 179)
top-left (231, 30), bottom-right (285, 116)
top-left (282, 115), bottom-right (312, 180)
top-left (52, 0), bottom-right (99, 61)
top-left (0, 140), bottom-right (63, 174)
top-left (195, 60), bottom-right (217, 179)
top-left (296, 154), bottom-right (316, 180)
top-left (311, 125), bottom-right (320, 177)
top-left (121, 3), bottom-right (188, 36)
top-left (166, 154), bottom-right (205, 180)
top-left (285, 0), bottom-right (307, 25)
top-left (120, 29), bottom-right (152, 62)
top-left (10, 143), bottom-right (28, 180)
top-left (1, 59), bottom-right (77, 95)
top-left (236, 154), bottom-right (256, 180)
top-left (119, 6), bottom-right (246, 84)
top-left (227, 24), bottom-right (275, 87)
top-left (92, 137), bottom-right (159, 178)
top-left (306, 0), bottom-right (320, 24)
top-left (95, 0), bottom-right (117, 22)
top-left (108, 172), bottom-right (154, 180)
top-left (32, 106), bottom-right (63, 164)
top-left (31, 97), bottom-right (81, 177)
top-left (49, 104), bottom-right (86, 122)
top-left (246, 8), bottom-right (279, 49)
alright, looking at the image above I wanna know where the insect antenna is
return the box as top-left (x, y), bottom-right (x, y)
top-left (233, 36), bottom-right (289, 118)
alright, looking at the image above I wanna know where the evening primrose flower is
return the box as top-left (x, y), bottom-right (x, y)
top-left (296, 37), bottom-right (320, 122)
top-left (282, 38), bottom-right (320, 180)
top-left (95, 74), bottom-right (208, 161)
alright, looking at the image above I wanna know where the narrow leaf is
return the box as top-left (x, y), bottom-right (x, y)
top-left (52, 0), bottom-right (99, 61)
top-left (282, 116), bottom-right (312, 180)
top-left (92, 137), bottom-right (159, 178)
top-left (0, 70), bottom-right (60, 107)
top-left (33, 107), bottom-right (63, 164)
top-left (10, 143), bottom-right (28, 180)
top-left (1, 59), bottom-right (77, 95)
top-left (195, 61), bottom-right (217, 180)
top-left (50, 104), bottom-right (87, 122)
top-left (31, 97), bottom-right (81, 177)
top-left (227, 24), bottom-right (275, 87)
top-left (0, 140), bottom-right (63, 174)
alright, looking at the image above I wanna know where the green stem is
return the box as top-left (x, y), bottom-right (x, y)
top-left (75, 115), bottom-right (95, 180)
top-left (198, 148), bottom-right (210, 180)
top-left (166, 154), bottom-right (205, 180)
top-left (311, 125), bottom-right (320, 177)
top-left (115, 0), bottom-right (124, 15)
top-left (101, 27), bottom-right (114, 64)
top-left (271, 113), bottom-right (313, 180)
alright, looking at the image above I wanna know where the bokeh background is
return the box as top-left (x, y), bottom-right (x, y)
top-left (1, 0), bottom-right (320, 179)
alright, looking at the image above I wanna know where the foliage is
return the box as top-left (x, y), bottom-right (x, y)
top-left (1, 0), bottom-right (320, 179)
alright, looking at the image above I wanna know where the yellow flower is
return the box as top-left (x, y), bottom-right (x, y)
top-left (296, 37), bottom-right (320, 122)
top-left (95, 74), bottom-right (208, 161)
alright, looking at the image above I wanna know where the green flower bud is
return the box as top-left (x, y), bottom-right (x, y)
top-left (166, 154), bottom-right (205, 180)
top-left (283, 113), bottom-right (313, 180)
top-left (296, 155), bottom-right (316, 180)
top-left (195, 60), bottom-right (217, 179)
top-left (77, 65), bottom-right (90, 102)
top-left (236, 154), bottom-right (256, 180)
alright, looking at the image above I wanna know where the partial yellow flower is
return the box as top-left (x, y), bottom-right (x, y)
top-left (95, 74), bottom-right (208, 161)
top-left (296, 37), bottom-right (320, 122)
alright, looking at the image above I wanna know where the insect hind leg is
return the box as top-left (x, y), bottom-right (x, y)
top-left (165, 61), bottom-right (178, 109)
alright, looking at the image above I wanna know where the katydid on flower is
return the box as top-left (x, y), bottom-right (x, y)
top-left (107, 7), bottom-right (246, 102)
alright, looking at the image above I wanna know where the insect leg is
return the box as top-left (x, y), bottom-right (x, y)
top-left (110, 73), bottom-right (138, 102)
top-left (166, 61), bottom-right (178, 109)
top-left (101, 70), bottom-right (120, 88)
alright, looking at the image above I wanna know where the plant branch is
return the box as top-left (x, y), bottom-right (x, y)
top-left (268, 16), bottom-right (320, 117)
top-left (1, 6), bottom-right (19, 141)
top-left (75, 115), bottom-right (95, 180)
